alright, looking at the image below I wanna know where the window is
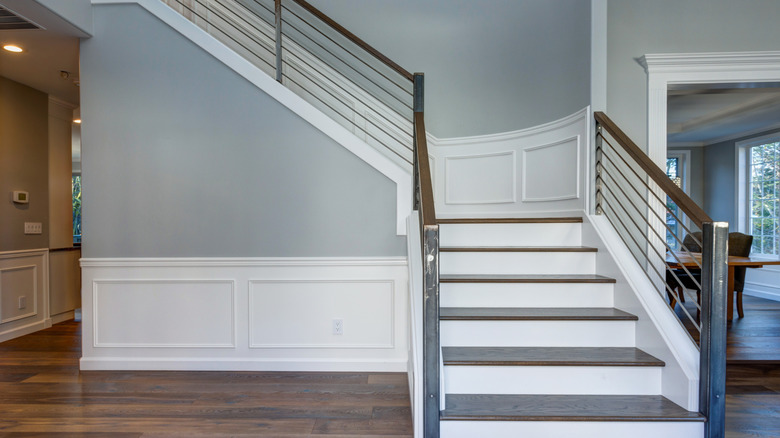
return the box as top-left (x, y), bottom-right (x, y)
top-left (748, 142), bottom-right (779, 256)
top-left (666, 151), bottom-right (690, 249)
top-left (72, 175), bottom-right (81, 244)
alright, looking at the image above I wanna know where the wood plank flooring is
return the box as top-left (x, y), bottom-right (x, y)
top-left (2, 302), bottom-right (779, 437)
top-left (0, 321), bottom-right (412, 437)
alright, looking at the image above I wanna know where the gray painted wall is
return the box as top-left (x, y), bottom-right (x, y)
top-left (608, 0), bottom-right (780, 150)
top-left (35, 0), bottom-right (92, 36)
top-left (0, 76), bottom-right (49, 251)
top-left (80, 4), bottom-right (405, 258)
top-left (309, 0), bottom-right (591, 138)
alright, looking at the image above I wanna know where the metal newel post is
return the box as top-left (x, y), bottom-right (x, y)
top-left (274, 0), bottom-right (283, 83)
top-left (412, 73), bottom-right (424, 211)
top-left (699, 221), bottom-right (729, 438)
top-left (595, 124), bottom-right (603, 215)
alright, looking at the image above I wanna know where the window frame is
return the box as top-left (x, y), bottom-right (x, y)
top-left (736, 132), bottom-right (780, 260)
top-left (666, 150), bottom-right (691, 249)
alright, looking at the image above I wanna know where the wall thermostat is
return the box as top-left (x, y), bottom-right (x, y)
top-left (13, 191), bottom-right (29, 204)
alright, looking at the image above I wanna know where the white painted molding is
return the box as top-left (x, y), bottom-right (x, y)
top-left (81, 257), bottom-right (408, 268)
top-left (429, 107), bottom-right (590, 218)
top-left (641, 51), bottom-right (780, 170)
top-left (0, 249), bottom-right (50, 343)
top-left (91, 0), bottom-right (412, 235)
top-left (81, 256), bottom-right (409, 372)
top-left (427, 107), bottom-right (590, 147)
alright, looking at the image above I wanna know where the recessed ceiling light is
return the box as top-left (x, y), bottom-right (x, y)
top-left (3, 45), bottom-right (23, 53)
top-left (73, 119), bottom-right (82, 124)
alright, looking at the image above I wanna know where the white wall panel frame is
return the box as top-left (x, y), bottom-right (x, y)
top-left (428, 107), bottom-right (590, 218)
top-left (80, 257), bottom-right (408, 372)
top-left (0, 249), bottom-right (50, 343)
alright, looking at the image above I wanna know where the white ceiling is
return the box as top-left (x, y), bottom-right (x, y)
top-left (0, 2), bottom-right (82, 106)
top-left (667, 84), bottom-right (780, 146)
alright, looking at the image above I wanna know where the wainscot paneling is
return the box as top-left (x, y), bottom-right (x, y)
top-left (429, 107), bottom-right (590, 218)
top-left (745, 265), bottom-right (780, 302)
top-left (80, 257), bottom-right (408, 372)
top-left (0, 249), bottom-right (49, 343)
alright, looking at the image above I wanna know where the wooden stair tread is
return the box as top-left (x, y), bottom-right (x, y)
top-left (442, 347), bottom-right (665, 367)
top-left (437, 217), bottom-right (582, 224)
top-left (440, 394), bottom-right (705, 422)
top-left (439, 246), bottom-right (598, 253)
top-left (440, 274), bottom-right (616, 283)
top-left (440, 307), bottom-right (638, 321)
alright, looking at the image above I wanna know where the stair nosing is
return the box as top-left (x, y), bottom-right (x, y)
top-left (442, 347), bottom-right (665, 367)
top-left (439, 246), bottom-right (598, 253)
top-left (439, 274), bottom-right (616, 284)
top-left (439, 307), bottom-right (638, 321)
top-left (437, 217), bottom-right (583, 224)
top-left (440, 394), bottom-right (705, 422)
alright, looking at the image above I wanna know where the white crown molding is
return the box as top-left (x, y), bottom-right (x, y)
top-left (640, 51), bottom-right (780, 73)
top-left (667, 142), bottom-right (705, 148)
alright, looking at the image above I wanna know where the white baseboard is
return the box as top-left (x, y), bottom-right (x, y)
top-left (80, 257), bottom-right (409, 372)
top-left (50, 311), bottom-right (77, 325)
top-left (744, 288), bottom-right (780, 302)
top-left (0, 319), bottom-right (50, 344)
top-left (79, 357), bottom-right (408, 372)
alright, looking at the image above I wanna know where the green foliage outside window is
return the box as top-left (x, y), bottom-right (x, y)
top-left (749, 142), bottom-right (779, 256)
top-left (72, 175), bottom-right (81, 244)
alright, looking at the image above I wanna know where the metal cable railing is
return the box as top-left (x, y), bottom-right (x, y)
top-left (594, 112), bottom-right (728, 438)
top-left (162, 0), bottom-right (415, 166)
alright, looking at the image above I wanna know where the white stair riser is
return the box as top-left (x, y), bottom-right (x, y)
top-left (439, 223), bottom-right (582, 247)
top-left (440, 283), bottom-right (614, 308)
top-left (441, 320), bottom-right (635, 347)
top-left (444, 366), bottom-right (662, 395)
top-left (440, 252), bottom-right (596, 275)
top-left (440, 421), bottom-right (703, 438)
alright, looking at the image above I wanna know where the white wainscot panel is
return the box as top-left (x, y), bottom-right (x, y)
top-left (93, 280), bottom-right (235, 348)
top-left (522, 136), bottom-right (580, 202)
top-left (445, 152), bottom-right (516, 204)
top-left (249, 279), bottom-right (394, 349)
top-left (0, 265), bottom-right (38, 323)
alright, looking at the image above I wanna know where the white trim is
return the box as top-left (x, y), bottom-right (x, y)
top-left (642, 51), bottom-right (780, 170)
top-left (79, 357), bottom-right (408, 372)
top-left (80, 256), bottom-right (409, 372)
top-left (80, 256), bottom-right (408, 268)
top-left (50, 310), bottom-right (77, 325)
top-left (521, 136), bottom-right (581, 202)
top-left (735, 132), bottom-right (780, 247)
top-left (427, 107), bottom-right (589, 147)
top-left (92, 0), bottom-right (412, 235)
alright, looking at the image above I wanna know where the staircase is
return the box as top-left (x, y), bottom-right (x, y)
top-left (435, 217), bottom-right (705, 438)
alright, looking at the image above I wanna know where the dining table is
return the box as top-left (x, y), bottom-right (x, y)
top-left (666, 251), bottom-right (780, 322)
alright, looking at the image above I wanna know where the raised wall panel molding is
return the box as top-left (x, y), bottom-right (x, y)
top-left (0, 265), bottom-right (38, 324)
top-left (92, 279), bottom-right (236, 348)
top-left (444, 151), bottom-right (516, 205)
top-left (0, 249), bottom-right (49, 343)
top-left (248, 279), bottom-right (395, 349)
top-left (80, 257), bottom-right (409, 371)
top-left (521, 136), bottom-right (580, 202)
top-left (430, 107), bottom-right (590, 217)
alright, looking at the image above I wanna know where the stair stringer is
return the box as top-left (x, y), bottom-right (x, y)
top-left (582, 214), bottom-right (700, 411)
top-left (93, 0), bottom-right (412, 235)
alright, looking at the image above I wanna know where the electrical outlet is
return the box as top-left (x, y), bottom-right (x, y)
top-left (333, 318), bottom-right (343, 335)
top-left (24, 222), bottom-right (42, 235)
top-left (18, 296), bottom-right (26, 310)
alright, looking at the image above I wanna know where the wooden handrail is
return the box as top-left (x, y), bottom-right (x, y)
top-left (415, 112), bottom-right (436, 226)
top-left (288, 0), bottom-right (415, 82)
top-left (594, 111), bottom-right (712, 228)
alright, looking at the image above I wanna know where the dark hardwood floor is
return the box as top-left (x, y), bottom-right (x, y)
top-left (673, 293), bottom-right (780, 437)
top-left (0, 321), bottom-right (412, 437)
top-left (2, 297), bottom-right (779, 437)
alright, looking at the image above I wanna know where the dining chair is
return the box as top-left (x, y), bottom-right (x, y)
top-left (665, 231), bottom-right (754, 319)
